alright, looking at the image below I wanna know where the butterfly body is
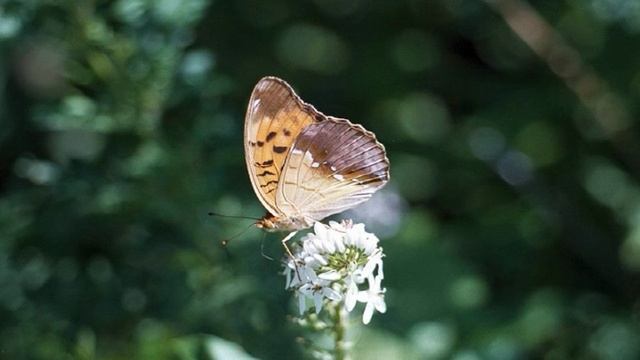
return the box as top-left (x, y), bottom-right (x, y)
top-left (245, 77), bottom-right (389, 233)
top-left (256, 212), bottom-right (315, 232)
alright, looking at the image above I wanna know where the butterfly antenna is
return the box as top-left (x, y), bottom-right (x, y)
top-left (222, 241), bottom-right (234, 260)
top-left (260, 232), bottom-right (275, 261)
top-left (220, 222), bottom-right (256, 249)
top-left (208, 211), bottom-right (260, 221)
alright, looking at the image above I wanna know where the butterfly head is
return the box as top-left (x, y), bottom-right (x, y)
top-left (256, 212), bottom-right (315, 232)
top-left (255, 213), bottom-right (278, 231)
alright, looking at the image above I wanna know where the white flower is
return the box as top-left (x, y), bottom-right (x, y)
top-left (282, 220), bottom-right (387, 324)
top-left (297, 267), bottom-right (342, 314)
top-left (362, 249), bottom-right (384, 280)
top-left (357, 274), bottom-right (387, 325)
top-left (344, 274), bottom-right (359, 311)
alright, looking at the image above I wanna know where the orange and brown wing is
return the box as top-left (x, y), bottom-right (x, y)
top-left (244, 77), bottom-right (321, 215)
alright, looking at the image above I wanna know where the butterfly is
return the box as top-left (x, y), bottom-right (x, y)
top-left (244, 76), bottom-right (389, 250)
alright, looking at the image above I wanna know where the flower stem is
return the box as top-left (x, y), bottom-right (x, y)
top-left (333, 304), bottom-right (349, 360)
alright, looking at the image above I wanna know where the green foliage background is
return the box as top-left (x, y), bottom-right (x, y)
top-left (2, 0), bottom-right (640, 359)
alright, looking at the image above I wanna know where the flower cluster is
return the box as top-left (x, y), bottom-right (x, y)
top-left (283, 220), bottom-right (386, 324)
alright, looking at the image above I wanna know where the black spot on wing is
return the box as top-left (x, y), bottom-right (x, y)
top-left (255, 159), bottom-right (274, 167)
top-left (260, 180), bottom-right (278, 187)
top-left (273, 146), bottom-right (288, 154)
top-left (257, 170), bottom-right (275, 177)
top-left (266, 131), bottom-right (277, 142)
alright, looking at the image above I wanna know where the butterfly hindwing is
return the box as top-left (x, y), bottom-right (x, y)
top-left (244, 77), bottom-right (319, 214)
top-left (276, 117), bottom-right (389, 220)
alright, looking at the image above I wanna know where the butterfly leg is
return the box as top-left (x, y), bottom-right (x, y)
top-left (281, 231), bottom-right (302, 279)
top-left (281, 230), bottom-right (298, 260)
top-left (260, 232), bottom-right (275, 261)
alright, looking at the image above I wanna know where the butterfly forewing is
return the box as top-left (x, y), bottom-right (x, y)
top-left (276, 117), bottom-right (389, 221)
top-left (244, 77), bottom-right (319, 215)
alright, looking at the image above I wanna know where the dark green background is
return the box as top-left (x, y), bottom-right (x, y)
top-left (2, 0), bottom-right (640, 359)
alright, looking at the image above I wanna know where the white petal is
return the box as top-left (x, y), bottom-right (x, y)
top-left (298, 294), bottom-right (306, 315)
top-left (304, 256), bottom-right (320, 268)
top-left (313, 293), bottom-right (323, 314)
top-left (356, 290), bottom-right (370, 303)
top-left (355, 234), bottom-right (367, 248)
top-left (367, 273), bottom-right (381, 292)
top-left (299, 284), bottom-right (313, 297)
top-left (361, 258), bottom-right (377, 279)
top-left (289, 275), bottom-right (301, 288)
top-left (313, 253), bottom-right (328, 266)
top-left (314, 222), bottom-right (327, 239)
top-left (324, 236), bottom-right (336, 253)
top-left (362, 238), bottom-right (375, 254)
top-left (345, 282), bottom-right (358, 311)
top-left (312, 237), bottom-right (327, 254)
top-left (303, 239), bottom-right (318, 254)
top-left (318, 270), bottom-right (341, 281)
top-left (305, 267), bottom-right (319, 282)
top-left (323, 287), bottom-right (342, 301)
top-left (334, 235), bottom-right (346, 253)
top-left (362, 302), bottom-right (374, 324)
top-left (374, 297), bottom-right (387, 313)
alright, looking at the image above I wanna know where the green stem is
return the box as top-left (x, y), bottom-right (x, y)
top-left (333, 305), bottom-right (349, 360)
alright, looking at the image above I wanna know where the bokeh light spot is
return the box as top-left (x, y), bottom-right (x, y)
top-left (393, 154), bottom-right (437, 200)
top-left (583, 158), bottom-right (634, 210)
top-left (589, 321), bottom-right (640, 360)
top-left (151, 0), bottom-right (208, 26)
top-left (276, 24), bottom-right (349, 74)
top-left (48, 130), bottom-right (105, 164)
top-left (397, 93), bottom-right (451, 144)
top-left (87, 257), bottom-right (113, 283)
top-left (449, 275), bottom-right (489, 309)
top-left (397, 210), bottom-right (439, 246)
top-left (181, 50), bottom-right (215, 85)
top-left (113, 0), bottom-right (146, 24)
top-left (343, 187), bottom-right (407, 239)
top-left (515, 122), bottom-right (563, 167)
top-left (485, 337), bottom-right (519, 360)
top-left (0, 14), bottom-right (21, 39)
top-left (13, 40), bottom-right (66, 98)
top-left (21, 253), bottom-right (50, 290)
top-left (468, 126), bottom-right (506, 161)
top-left (14, 158), bottom-right (60, 185)
top-left (122, 288), bottom-right (147, 312)
top-left (392, 30), bottom-right (440, 72)
top-left (496, 151), bottom-right (533, 186)
top-left (409, 322), bottom-right (456, 359)
top-left (518, 291), bottom-right (562, 346)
